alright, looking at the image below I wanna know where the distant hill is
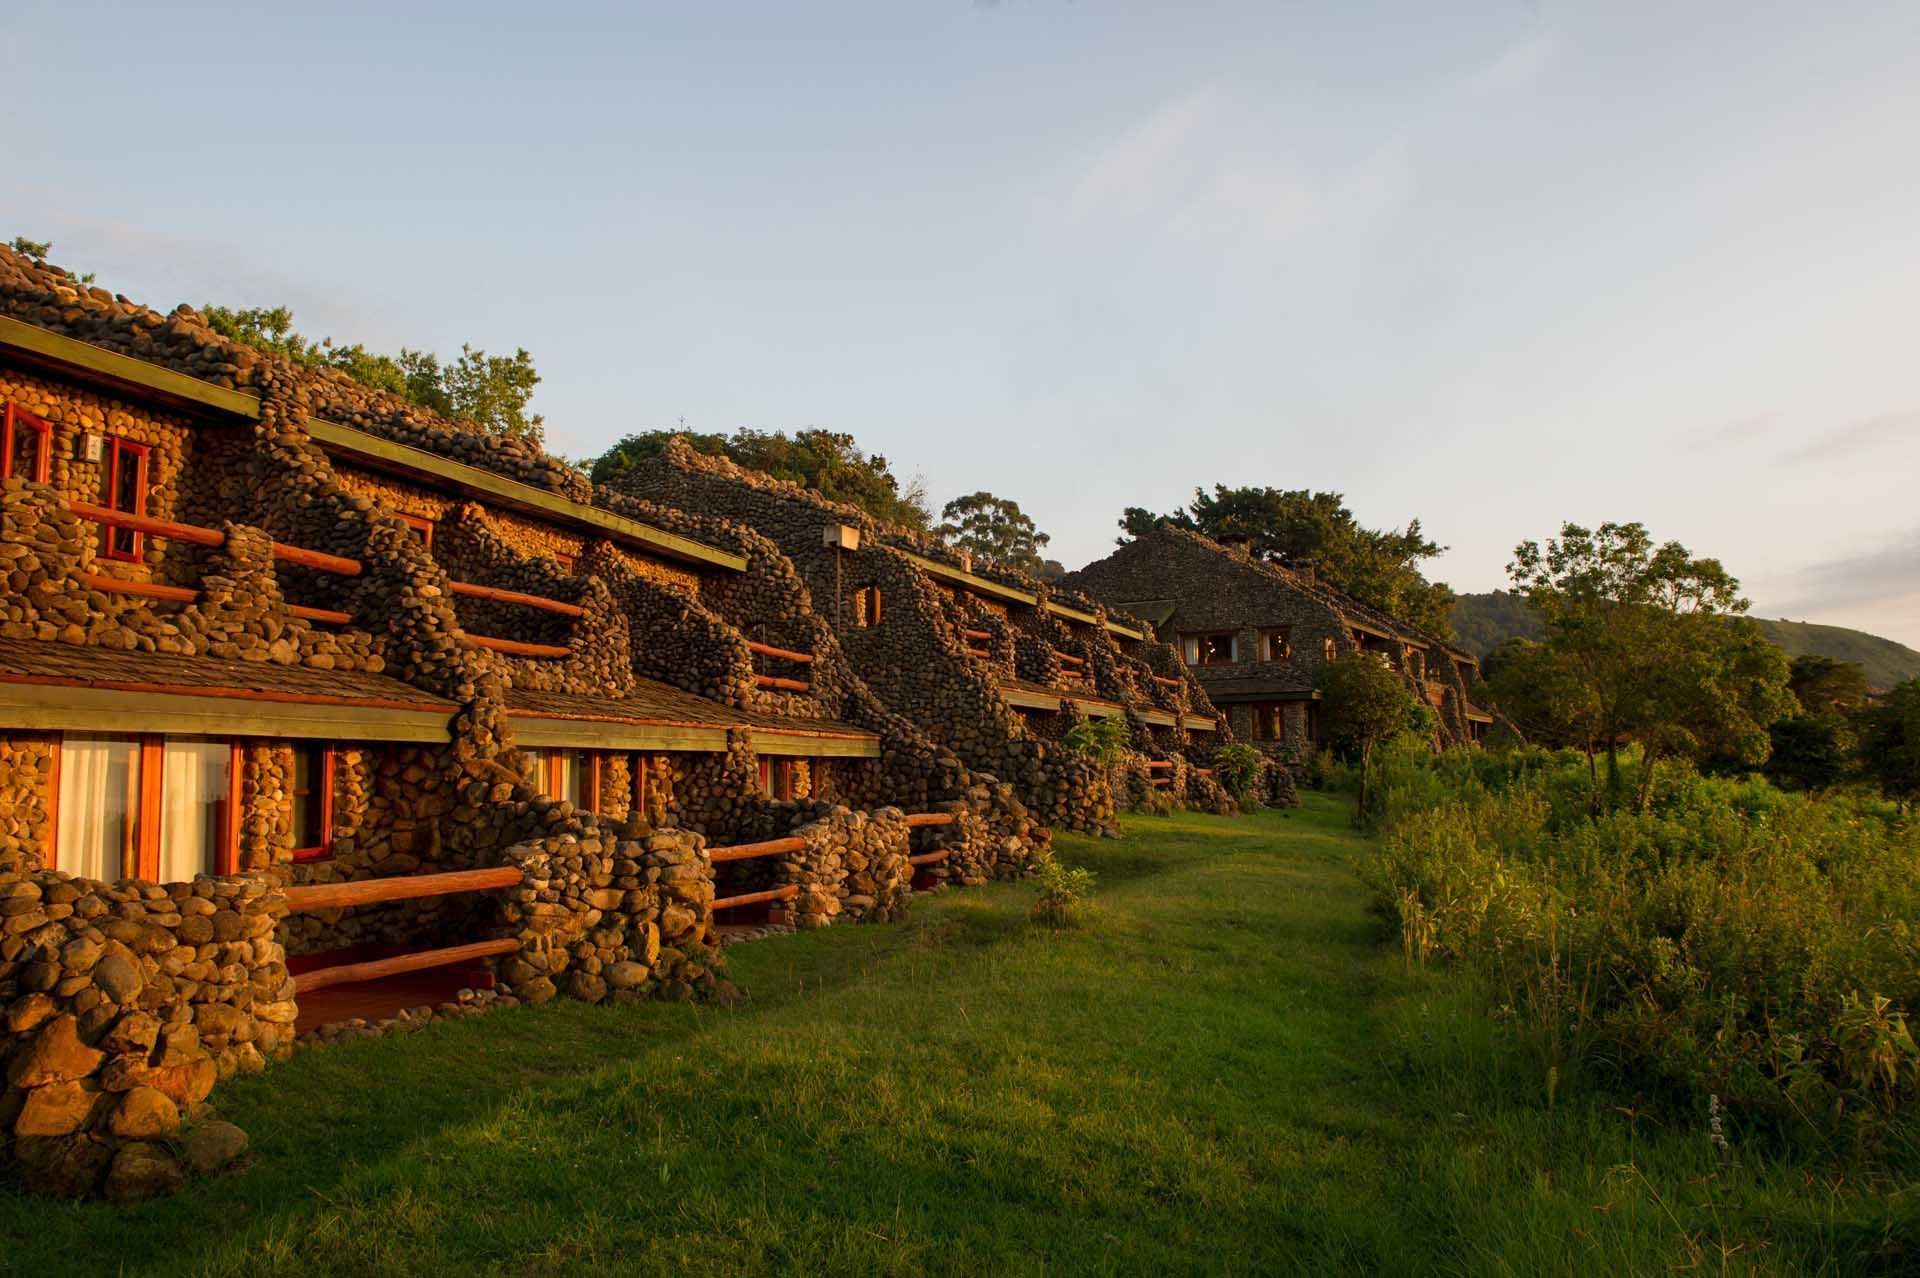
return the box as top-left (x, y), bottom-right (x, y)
top-left (1451, 592), bottom-right (1920, 691)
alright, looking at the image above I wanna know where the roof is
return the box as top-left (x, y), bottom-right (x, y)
top-left (507, 682), bottom-right (881, 758)
top-left (1000, 677), bottom-right (1215, 732)
top-left (0, 639), bottom-right (457, 742)
top-left (0, 639), bottom-right (880, 756)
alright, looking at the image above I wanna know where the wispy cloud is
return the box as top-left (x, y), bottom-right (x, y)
top-left (1764, 527), bottom-right (1920, 615)
top-left (1034, 88), bottom-right (1413, 248)
top-left (1462, 29), bottom-right (1565, 99)
top-left (1783, 409), bottom-right (1920, 463)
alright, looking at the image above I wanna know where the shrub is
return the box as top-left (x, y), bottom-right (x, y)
top-left (1362, 747), bottom-right (1920, 1147)
top-left (1211, 743), bottom-right (1265, 806)
top-left (1030, 853), bottom-right (1098, 927)
top-left (1062, 715), bottom-right (1130, 767)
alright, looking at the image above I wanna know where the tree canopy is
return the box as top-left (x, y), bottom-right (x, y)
top-left (1121, 486), bottom-right (1456, 637)
top-left (201, 304), bottom-right (544, 443)
top-left (589, 428), bottom-right (931, 531)
top-left (936, 491), bottom-right (1052, 574)
top-left (1858, 678), bottom-right (1920, 803)
top-left (1504, 521), bottom-right (1793, 807)
top-left (1316, 650), bottom-right (1424, 818)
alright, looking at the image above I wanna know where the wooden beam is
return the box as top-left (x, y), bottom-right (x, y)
top-left (744, 640), bottom-right (814, 664)
top-left (448, 579), bottom-right (585, 617)
top-left (1150, 674), bottom-right (1181, 687)
top-left (466, 634), bottom-right (569, 659)
top-left (708, 835), bottom-right (807, 863)
top-left (0, 315), bottom-right (263, 419)
top-left (272, 543), bottom-right (361, 577)
top-left (754, 674), bottom-right (810, 692)
top-left (68, 500), bottom-right (223, 548)
top-left (898, 550), bottom-right (1038, 606)
top-left (904, 812), bottom-right (955, 828)
top-left (286, 603), bottom-right (354, 625)
top-left (283, 866), bottom-right (524, 913)
top-left (908, 849), bottom-right (951, 867)
top-left (711, 883), bottom-right (799, 912)
top-left (305, 418), bottom-right (748, 573)
top-left (80, 573), bottom-right (195, 603)
top-left (293, 937), bottom-right (520, 994)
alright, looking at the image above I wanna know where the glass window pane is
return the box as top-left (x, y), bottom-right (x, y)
top-left (57, 735), bottom-right (142, 881)
top-left (159, 738), bottom-right (229, 882)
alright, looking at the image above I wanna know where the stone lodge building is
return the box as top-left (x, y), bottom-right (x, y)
top-left (1065, 523), bottom-right (1491, 758)
top-left (0, 243), bottom-right (1238, 1200)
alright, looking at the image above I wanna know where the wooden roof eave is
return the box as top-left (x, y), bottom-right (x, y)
top-left (0, 678), bottom-right (455, 743)
top-left (0, 316), bottom-right (262, 420)
top-left (896, 550), bottom-right (1143, 640)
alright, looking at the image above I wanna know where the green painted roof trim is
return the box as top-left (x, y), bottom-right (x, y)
top-left (0, 316), bottom-right (263, 419)
top-left (306, 419), bottom-right (747, 573)
top-left (0, 681), bottom-right (453, 743)
top-left (508, 713), bottom-right (879, 757)
top-left (1182, 714), bottom-right (1217, 731)
top-left (897, 550), bottom-right (1145, 640)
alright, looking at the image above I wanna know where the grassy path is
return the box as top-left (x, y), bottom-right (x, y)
top-left (2, 797), bottom-right (1906, 1274)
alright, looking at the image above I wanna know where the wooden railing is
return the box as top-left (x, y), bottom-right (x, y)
top-left (707, 835), bottom-right (806, 864)
top-left (1151, 674), bottom-right (1181, 688)
top-left (903, 812), bottom-right (956, 828)
top-left (754, 674), bottom-right (810, 692)
top-left (746, 640), bottom-right (813, 665)
top-left (711, 883), bottom-right (799, 912)
top-left (908, 849), bottom-right (950, 867)
top-left (292, 938), bottom-right (520, 995)
top-left (64, 500), bottom-right (582, 659)
top-left (283, 866), bottom-right (525, 913)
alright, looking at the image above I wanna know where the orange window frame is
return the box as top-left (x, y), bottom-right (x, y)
top-left (290, 745), bottom-right (337, 863)
top-left (1, 403), bottom-right (52, 483)
top-left (49, 735), bottom-right (241, 880)
top-left (103, 436), bottom-right (151, 562)
top-left (631, 753), bottom-right (649, 816)
top-left (399, 513), bottom-right (435, 549)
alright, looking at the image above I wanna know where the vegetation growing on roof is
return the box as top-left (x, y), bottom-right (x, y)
top-left (1119, 485), bottom-right (1456, 638)
top-left (199, 304), bottom-right (545, 445)
top-left (589, 427), bottom-right (932, 531)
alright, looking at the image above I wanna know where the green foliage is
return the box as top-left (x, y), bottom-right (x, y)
top-left (1121, 486), bottom-right (1456, 637)
top-left (1764, 714), bottom-right (1852, 792)
top-left (1362, 746), bottom-right (1920, 1145)
top-left (936, 490), bottom-right (1051, 573)
top-left (1062, 714), bottom-right (1130, 767)
top-left (1859, 678), bottom-right (1920, 802)
top-left (1210, 743), bottom-right (1266, 806)
top-left (8, 234), bottom-right (94, 284)
top-left (1028, 851), bottom-right (1097, 927)
top-left (1788, 654), bottom-right (1870, 717)
top-left (200, 304), bottom-right (543, 443)
top-left (1504, 521), bottom-right (1794, 807)
top-left (1317, 652), bottom-right (1422, 819)
top-left (590, 428), bottom-right (930, 530)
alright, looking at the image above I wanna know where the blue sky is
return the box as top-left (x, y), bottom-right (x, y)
top-left (6, 2), bottom-right (1919, 645)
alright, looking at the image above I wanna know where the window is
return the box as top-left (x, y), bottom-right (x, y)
top-left (291, 745), bottom-right (335, 862)
top-left (757, 757), bottom-right (795, 800)
top-left (1253, 704), bottom-right (1286, 741)
top-left (853, 587), bottom-right (882, 628)
top-left (103, 437), bottom-right (150, 562)
top-left (1262, 628), bottom-right (1292, 662)
top-left (1323, 637), bottom-right (1337, 662)
top-left (2, 403), bottom-right (52, 483)
top-left (1181, 632), bottom-right (1237, 666)
top-left (530, 749), bottom-right (597, 808)
top-left (55, 734), bottom-right (238, 881)
top-left (551, 552), bottom-right (576, 573)
top-left (399, 513), bottom-right (435, 549)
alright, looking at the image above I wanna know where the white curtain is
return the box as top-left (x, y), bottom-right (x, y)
top-left (520, 748), bottom-right (548, 793)
top-left (158, 738), bottom-right (228, 882)
top-left (1182, 635), bottom-right (1200, 665)
top-left (556, 751), bottom-right (582, 806)
top-left (57, 735), bottom-right (140, 881)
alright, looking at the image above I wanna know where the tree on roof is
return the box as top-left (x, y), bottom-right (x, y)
top-left (936, 491), bottom-right (1052, 574)
top-left (200, 304), bottom-right (544, 444)
top-left (589, 428), bottom-right (932, 531)
top-left (1119, 485), bottom-right (1456, 637)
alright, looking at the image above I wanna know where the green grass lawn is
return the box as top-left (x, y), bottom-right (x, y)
top-left (3, 796), bottom-right (1913, 1275)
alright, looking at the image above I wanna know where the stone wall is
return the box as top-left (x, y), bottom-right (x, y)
top-left (0, 735), bottom-right (55, 877)
top-left (0, 871), bottom-right (285, 1199)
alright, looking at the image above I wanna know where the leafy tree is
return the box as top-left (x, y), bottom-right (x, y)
top-left (1786, 654), bottom-right (1870, 718)
top-left (590, 428), bottom-right (931, 530)
top-left (1859, 678), bottom-right (1920, 803)
top-left (1316, 651), bottom-right (1421, 819)
top-left (201, 304), bottom-right (543, 443)
top-left (936, 491), bottom-right (1051, 573)
top-left (1507, 522), bottom-right (1794, 809)
top-left (1062, 714), bottom-right (1130, 767)
top-left (1764, 715), bottom-right (1852, 793)
top-left (1121, 486), bottom-right (1455, 636)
